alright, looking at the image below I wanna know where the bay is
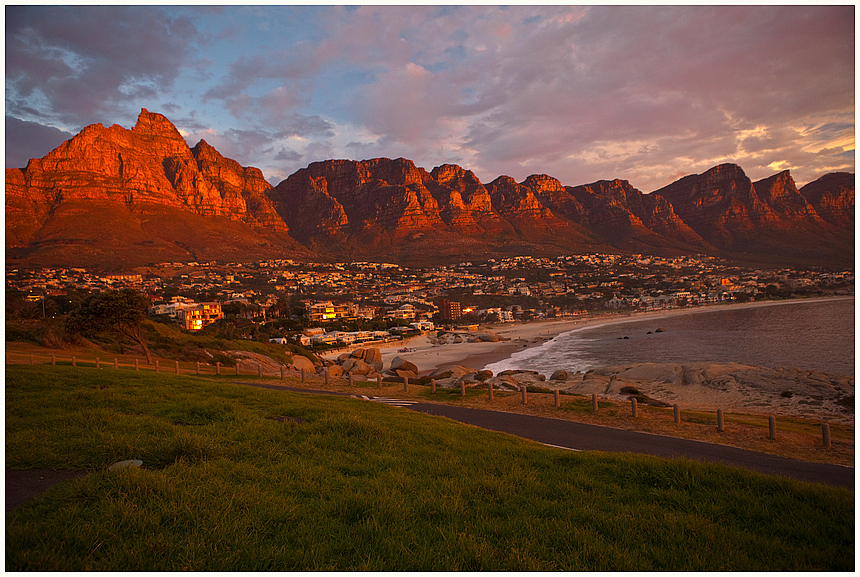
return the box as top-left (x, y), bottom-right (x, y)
top-left (484, 297), bottom-right (855, 376)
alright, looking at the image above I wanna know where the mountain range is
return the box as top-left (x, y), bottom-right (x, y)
top-left (6, 109), bottom-right (854, 270)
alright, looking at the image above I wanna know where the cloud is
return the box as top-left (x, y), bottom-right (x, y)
top-left (5, 5), bottom-right (853, 190)
top-left (6, 6), bottom-right (198, 128)
top-left (5, 116), bottom-right (72, 168)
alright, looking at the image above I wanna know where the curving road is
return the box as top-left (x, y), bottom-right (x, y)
top-left (245, 383), bottom-right (854, 489)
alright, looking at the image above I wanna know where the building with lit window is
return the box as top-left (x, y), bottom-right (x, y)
top-left (306, 301), bottom-right (351, 323)
top-left (438, 299), bottom-right (462, 320)
top-left (179, 302), bottom-right (224, 331)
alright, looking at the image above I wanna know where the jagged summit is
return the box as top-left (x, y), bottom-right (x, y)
top-left (5, 111), bottom-right (855, 269)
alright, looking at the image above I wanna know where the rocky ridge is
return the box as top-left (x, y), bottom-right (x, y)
top-left (6, 109), bottom-right (855, 268)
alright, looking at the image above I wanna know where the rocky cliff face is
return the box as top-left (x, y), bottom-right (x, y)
top-left (5, 110), bottom-right (855, 269)
top-left (652, 164), bottom-right (853, 265)
top-left (799, 172), bottom-right (855, 227)
top-left (5, 109), bottom-right (309, 267)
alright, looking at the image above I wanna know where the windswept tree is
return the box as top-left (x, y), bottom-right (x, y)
top-left (66, 288), bottom-right (153, 364)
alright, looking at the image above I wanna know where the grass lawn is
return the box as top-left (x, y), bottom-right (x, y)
top-left (6, 365), bottom-right (855, 571)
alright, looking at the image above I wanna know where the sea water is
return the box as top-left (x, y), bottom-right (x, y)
top-left (484, 297), bottom-right (855, 376)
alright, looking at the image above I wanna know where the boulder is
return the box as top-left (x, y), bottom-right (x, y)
top-left (326, 365), bottom-right (344, 377)
top-left (395, 369), bottom-right (418, 380)
top-left (290, 355), bottom-right (316, 373)
top-left (362, 348), bottom-right (383, 371)
top-left (476, 370), bottom-right (493, 381)
top-left (476, 332), bottom-right (500, 342)
top-left (550, 370), bottom-right (569, 381)
top-left (431, 365), bottom-right (474, 379)
top-left (348, 359), bottom-right (373, 375)
top-left (390, 356), bottom-right (418, 374)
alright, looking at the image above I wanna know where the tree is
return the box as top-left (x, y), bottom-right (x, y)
top-left (66, 289), bottom-right (154, 364)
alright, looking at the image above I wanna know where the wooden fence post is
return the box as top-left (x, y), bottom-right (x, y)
top-left (135, 359), bottom-right (139, 371)
top-left (280, 366), bottom-right (285, 380)
top-left (216, 362), bottom-right (221, 375)
top-left (176, 360), bottom-right (180, 374)
top-left (155, 360), bottom-right (159, 373)
top-left (555, 389), bottom-right (560, 408)
top-left (377, 374), bottom-right (382, 389)
top-left (431, 378), bottom-right (436, 394)
top-left (196, 362), bottom-right (201, 375)
top-left (258, 364), bottom-right (262, 377)
top-left (717, 409), bottom-right (724, 432)
top-left (631, 397), bottom-right (638, 418)
top-left (72, 356), bottom-right (76, 367)
top-left (96, 357), bottom-right (100, 369)
top-left (488, 381), bottom-right (493, 400)
top-left (324, 368), bottom-right (329, 385)
top-left (403, 375), bottom-right (408, 392)
top-left (592, 393), bottom-right (598, 413)
top-left (52, 355), bottom-right (56, 366)
top-left (521, 385), bottom-right (527, 405)
top-left (349, 372), bottom-right (354, 386)
top-left (301, 368), bottom-right (305, 383)
top-left (114, 358), bottom-right (118, 370)
top-left (461, 381), bottom-right (466, 397)
top-left (673, 403), bottom-right (680, 424)
top-left (822, 423), bottom-right (831, 448)
top-left (236, 363), bottom-right (240, 376)
top-left (768, 415), bottom-right (776, 440)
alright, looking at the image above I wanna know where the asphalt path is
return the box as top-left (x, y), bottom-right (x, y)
top-left (243, 382), bottom-right (854, 489)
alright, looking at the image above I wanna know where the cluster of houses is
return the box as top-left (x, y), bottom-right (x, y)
top-left (8, 254), bottom-right (854, 334)
top-left (269, 320), bottom-right (435, 348)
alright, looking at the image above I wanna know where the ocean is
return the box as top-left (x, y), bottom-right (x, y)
top-left (484, 297), bottom-right (855, 376)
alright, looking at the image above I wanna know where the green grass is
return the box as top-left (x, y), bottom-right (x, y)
top-left (6, 365), bottom-right (855, 571)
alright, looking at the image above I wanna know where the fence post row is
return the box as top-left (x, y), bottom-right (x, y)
top-left (11, 354), bottom-right (837, 449)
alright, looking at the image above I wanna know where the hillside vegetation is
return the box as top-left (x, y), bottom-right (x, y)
top-left (6, 365), bottom-right (854, 571)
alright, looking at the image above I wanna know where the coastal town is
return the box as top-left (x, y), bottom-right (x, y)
top-left (7, 253), bottom-right (854, 348)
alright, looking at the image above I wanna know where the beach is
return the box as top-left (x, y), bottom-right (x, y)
top-left (325, 297), bottom-right (855, 376)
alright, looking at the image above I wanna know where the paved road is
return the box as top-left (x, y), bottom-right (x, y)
top-left (244, 383), bottom-right (855, 489)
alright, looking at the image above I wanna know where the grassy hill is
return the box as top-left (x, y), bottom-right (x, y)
top-left (6, 365), bottom-right (854, 571)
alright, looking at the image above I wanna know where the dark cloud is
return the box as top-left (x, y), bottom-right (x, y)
top-left (5, 116), bottom-right (72, 168)
top-left (6, 6), bottom-right (197, 127)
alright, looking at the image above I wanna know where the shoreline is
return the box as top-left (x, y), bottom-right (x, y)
top-left (321, 295), bottom-right (854, 376)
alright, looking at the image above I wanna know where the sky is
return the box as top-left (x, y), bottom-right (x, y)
top-left (5, 4), bottom-right (855, 191)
